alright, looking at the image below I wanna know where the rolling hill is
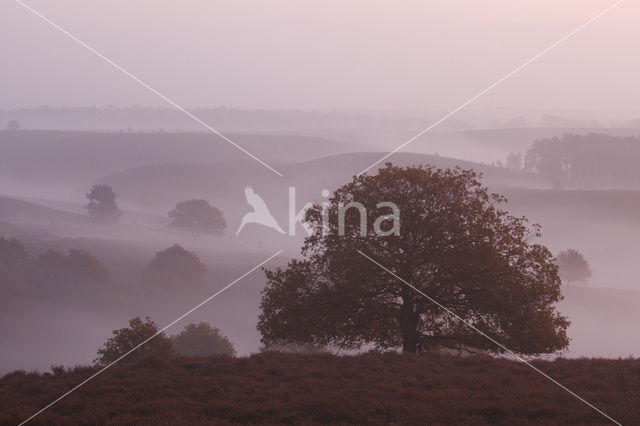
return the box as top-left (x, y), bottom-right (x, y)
top-left (308, 126), bottom-right (640, 164)
top-left (98, 152), bottom-right (547, 215)
top-left (0, 130), bottom-right (363, 197)
top-left (0, 195), bottom-right (86, 225)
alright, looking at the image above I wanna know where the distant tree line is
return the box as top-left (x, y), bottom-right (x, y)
top-left (0, 236), bottom-right (209, 305)
top-left (4, 162), bottom-right (582, 370)
top-left (524, 133), bottom-right (640, 188)
top-left (0, 237), bottom-right (109, 303)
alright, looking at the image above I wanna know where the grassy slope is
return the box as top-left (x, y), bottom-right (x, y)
top-left (0, 130), bottom-right (360, 183)
top-left (1, 352), bottom-right (637, 425)
top-left (0, 195), bottom-right (86, 224)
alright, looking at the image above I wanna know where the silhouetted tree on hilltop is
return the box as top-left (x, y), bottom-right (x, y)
top-left (258, 164), bottom-right (569, 355)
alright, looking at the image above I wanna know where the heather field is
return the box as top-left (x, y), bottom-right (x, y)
top-left (2, 352), bottom-right (637, 425)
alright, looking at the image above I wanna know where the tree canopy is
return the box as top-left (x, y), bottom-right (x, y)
top-left (258, 163), bottom-right (569, 355)
top-left (34, 249), bottom-right (109, 285)
top-left (86, 184), bottom-right (122, 222)
top-left (95, 317), bottom-right (173, 365)
top-left (0, 239), bottom-right (110, 302)
top-left (171, 322), bottom-right (236, 357)
top-left (0, 237), bottom-right (30, 273)
top-left (145, 244), bottom-right (206, 286)
top-left (5, 120), bottom-right (20, 131)
top-left (556, 249), bottom-right (592, 285)
top-left (0, 237), bottom-right (31, 305)
top-left (168, 199), bottom-right (226, 234)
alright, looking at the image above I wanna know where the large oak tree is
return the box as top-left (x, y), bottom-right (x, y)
top-left (258, 164), bottom-right (569, 355)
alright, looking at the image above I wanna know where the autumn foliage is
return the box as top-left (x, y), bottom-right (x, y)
top-left (95, 317), bottom-right (173, 365)
top-left (259, 164), bottom-right (569, 354)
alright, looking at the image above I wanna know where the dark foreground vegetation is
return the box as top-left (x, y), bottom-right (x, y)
top-left (1, 352), bottom-right (637, 425)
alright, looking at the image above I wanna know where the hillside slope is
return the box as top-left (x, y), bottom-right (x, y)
top-left (98, 152), bottom-right (546, 214)
top-left (0, 195), bottom-right (86, 225)
top-left (0, 130), bottom-right (362, 196)
top-left (309, 126), bottom-right (640, 164)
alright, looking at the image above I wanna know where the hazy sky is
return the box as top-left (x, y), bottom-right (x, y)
top-left (1, 0), bottom-right (638, 119)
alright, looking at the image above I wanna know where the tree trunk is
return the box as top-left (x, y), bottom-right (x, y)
top-left (401, 304), bottom-right (419, 353)
top-left (402, 331), bottom-right (418, 353)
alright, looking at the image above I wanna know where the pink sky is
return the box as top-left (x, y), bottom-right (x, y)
top-left (1, 0), bottom-right (637, 120)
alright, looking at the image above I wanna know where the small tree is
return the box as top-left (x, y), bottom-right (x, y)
top-left (556, 249), bottom-right (592, 285)
top-left (168, 199), bottom-right (226, 234)
top-left (86, 184), bottom-right (122, 222)
top-left (506, 151), bottom-right (523, 171)
top-left (171, 322), bottom-right (236, 357)
top-left (67, 249), bottom-right (110, 283)
top-left (6, 120), bottom-right (21, 131)
top-left (145, 244), bottom-right (206, 286)
top-left (95, 316), bottom-right (173, 365)
top-left (33, 249), bottom-right (109, 285)
top-left (0, 237), bottom-right (30, 273)
top-left (0, 237), bottom-right (31, 304)
top-left (258, 164), bottom-right (569, 355)
top-left (31, 248), bottom-right (109, 299)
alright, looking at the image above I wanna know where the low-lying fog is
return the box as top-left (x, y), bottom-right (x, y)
top-left (2, 121), bottom-right (640, 374)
